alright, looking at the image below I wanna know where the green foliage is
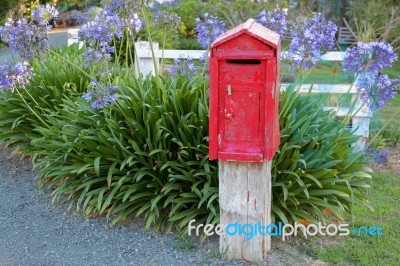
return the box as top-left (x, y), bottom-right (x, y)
top-left (272, 86), bottom-right (372, 225)
top-left (171, 0), bottom-right (287, 34)
top-left (172, 0), bottom-right (210, 31)
top-left (379, 123), bottom-right (400, 146)
top-left (346, 0), bottom-right (400, 48)
top-left (58, 0), bottom-right (99, 10)
top-left (208, 0), bottom-right (288, 28)
top-left (175, 37), bottom-right (203, 50)
top-left (373, 94), bottom-right (400, 146)
top-left (0, 44), bottom-right (90, 151)
top-left (32, 74), bottom-right (218, 233)
top-left (136, 6), bottom-right (180, 49)
top-left (25, 68), bottom-right (371, 235)
top-left (0, 0), bottom-right (18, 47)
top-left (112, 30), bottom-right (135, 67)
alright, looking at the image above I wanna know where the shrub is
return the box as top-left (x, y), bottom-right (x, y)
top-left (272, 86), bottom-right (371, 224)
top-left (32, 74), bottom-right (218, 232)
top-left (30, 73), bottom-right (371, 234)
top-left (0, 44), bottom-right (90, 151)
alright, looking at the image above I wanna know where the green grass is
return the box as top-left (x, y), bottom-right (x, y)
top-left (371, 93), bottom-right (400, 145)
top-left (305, 61), bottom-right (354, 84)
top-left (299, 172), bottom-right (400, 265)
top-left (281, 61), bottom-right (354, 84)
top-left (370, 59), bottom-right (400, 145)
top-left (172, 236), bottom-right (197, 250)
top-left (382, 59), bottom-right (400, 79)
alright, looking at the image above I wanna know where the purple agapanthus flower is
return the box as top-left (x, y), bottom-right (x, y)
top-left (169, 56), bottom-right (199, 79)
top-left (195, 13), bottom-right (226, 49)
top-left (78, 10), bottom-right (124, 44)
top-left (285, 13), bottom-right (337, 72)
top-left (356, 72), bottom-right (398, 110)
top-left (1, 18), bottom-right (49, 60)
top-left (343, 41), bottom-right (398, 110)
top-left (0, 61), bottom-right (33, 92)
top-left (31, 5), bottom-right (59, 26)
top-left (343, 41), bottom-right (398, 74)
top-left (78, 10), bottom-right (126, 66)
top-left (256, 8), bottom-right (287, 39)
top-left (82, 81), bottom-right (119, 109)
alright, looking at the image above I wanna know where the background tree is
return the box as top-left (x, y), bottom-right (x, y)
top-left (346, 0), bottom-right (400, 50)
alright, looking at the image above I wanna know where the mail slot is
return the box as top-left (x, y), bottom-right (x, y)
top-left (209, 19), bottom-right (280, 162)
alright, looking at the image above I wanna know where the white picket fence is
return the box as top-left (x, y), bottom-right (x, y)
top-left (68, 29), bottom-right (371, 150)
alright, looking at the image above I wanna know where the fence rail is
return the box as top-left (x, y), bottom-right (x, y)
top-left (68, 29), bottom-right (370, 150)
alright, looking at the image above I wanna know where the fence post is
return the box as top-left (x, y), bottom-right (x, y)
top-left (134, 41), bottom-right (159, 77)
top-left (352, 76), bottom-right (372, 151)
top-left (352, 116), bottom-right (370, 151)
top-left (67, 29), bottom-right (78, 46)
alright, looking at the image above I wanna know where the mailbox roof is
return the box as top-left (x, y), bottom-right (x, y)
top-left (211, 19), bottom-right (280, 49)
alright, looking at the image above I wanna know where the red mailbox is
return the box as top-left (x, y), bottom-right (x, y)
top-left (209, 19), bottom-right (280, 162)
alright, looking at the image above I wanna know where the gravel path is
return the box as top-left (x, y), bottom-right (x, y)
top-left (0, 147), bottom-right (323, 266)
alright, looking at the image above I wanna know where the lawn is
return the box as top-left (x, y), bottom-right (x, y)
top-left (371, 90), bottom-right (400, 145)
top-left (298, 172), bottom-right (400, 265)
top-left (305, 60), bottom-right (354, 84)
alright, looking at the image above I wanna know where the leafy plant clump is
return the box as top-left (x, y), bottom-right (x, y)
top-left (0, 44), bottom-right (90, 151)
top-left (32, 74), bottom-right (218, 232)
top-left (31, 73), bottom-right (371, 233)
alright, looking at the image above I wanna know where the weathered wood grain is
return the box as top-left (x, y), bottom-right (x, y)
top-left (219, 161), bottom-right (272, 261)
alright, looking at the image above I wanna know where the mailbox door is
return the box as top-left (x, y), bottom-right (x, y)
top-left (217, 59), bottom-right (266, 161)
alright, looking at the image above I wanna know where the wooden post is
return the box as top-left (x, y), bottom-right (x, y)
top-left (219, 161), bottom-right (272, 261)
top-left (67, 29), bottom-right (83, 48)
